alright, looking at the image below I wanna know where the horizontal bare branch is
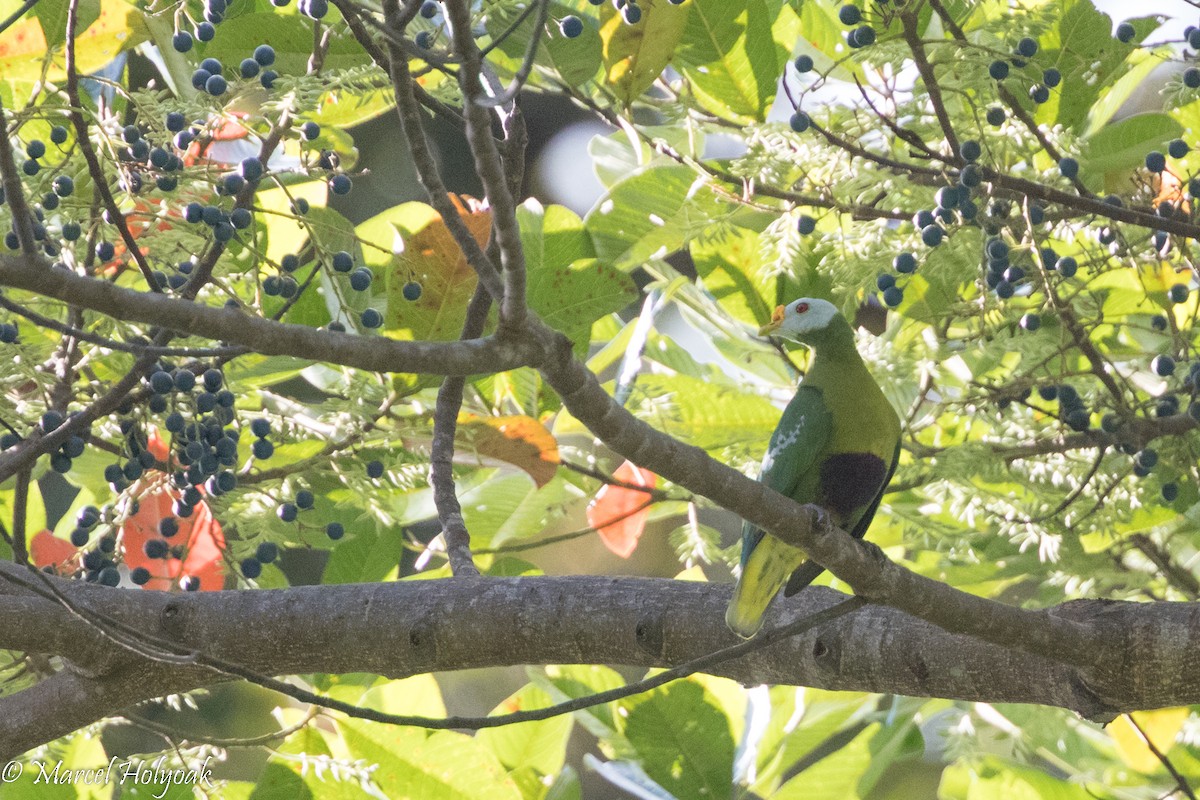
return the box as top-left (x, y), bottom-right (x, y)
top-left (0, 254), bottom-right (541, 376)
top-left (0, 570), bottom-right (1193, 757)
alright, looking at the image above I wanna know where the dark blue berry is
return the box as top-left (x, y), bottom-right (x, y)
top-left (1152, 355), bottom-right (1176, 376)
top-left (838, 4), bottom-right (861, 25)
top-left (241, 557), bottom-right (263, 578)
top-left (1115, 22), bottom-right (1135, 43)
top-left (252, 438), bottom-right (274, 459)
top-left (326, 521), bottom-right (345, 540)
top-left (787, 110), bottom-right (816, 133)
top-left (366, 459), bottom-right (384, 479)
top-left (559, 15), bottom-right (583, 37)
top-left (329, 174), bottom-right (352, 195)
top-left (403, 281), bottom-right (423, 301)
top-left (256, 541), bottom-right (279, 563)
top-left (1058, 157), bottom-right (1079, 179)
top-left (240, 58), bottom-right (260, 79)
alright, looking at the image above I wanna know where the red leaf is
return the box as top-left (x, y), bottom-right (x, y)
top-left (30, 529), bottom-right (75, 572)
top-left (123, 478), bottom-right (226, 592)
top-left (587, 461), bottom-right (656, 558)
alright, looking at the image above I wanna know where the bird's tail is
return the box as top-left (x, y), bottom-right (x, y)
top-left (725, 537), bottom-right (806, 638)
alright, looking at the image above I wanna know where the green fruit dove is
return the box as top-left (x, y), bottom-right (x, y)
top-left (727, 298), bottom-right (901, 638)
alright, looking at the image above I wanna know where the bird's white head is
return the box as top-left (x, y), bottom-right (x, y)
top-left (758, 297), bottom-right (840, 340)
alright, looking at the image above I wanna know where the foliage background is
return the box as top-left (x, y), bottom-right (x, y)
top-left (2, 0), bottom-right (1200, 797)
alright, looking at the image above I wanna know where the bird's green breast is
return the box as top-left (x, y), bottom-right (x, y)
top-left (802, 347), bottom-right (899, 464)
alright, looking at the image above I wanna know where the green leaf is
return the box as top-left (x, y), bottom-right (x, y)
top-left (599, 0), bottom-right (692, 106)
top-left (793, 1), bottom-right (863, 82)
top-left (585, 165), bottom-right (714, 271)
top-left (775, 723), bottom-right (876, 800)
top-left (535, 665), bottom-right (627, 742)
top-left (1084, 48), bottom-right (1164, 137)
top-left (519, 200), bottom-right (637, 353)
top-left (478, 684), bottom-right (574, 775)
top-left (34, 0), bottom-right (99, 48)
top-left (340, 721), bottom-right (524, 800)
top-left (939, 757), bottom-right (1097, 800)
top-left (322, 517), bottom-right (405, 584)
top-left (486, 1), bottom-right (603, 88)
top-left (1078, 112), bottom-right (1182, 182)
top-left (194, 13), bottom-right (373, 76)
top-left (675, 0), bottom-right (782, 123)
top-left (1038, 0), bottom-right (1138, 132)
top-left (0, 477), bottom-right (45, 547)
top-left (632, 374), bottom-right (780, 452)
top-left (621, 680), bottom-right (734, 800)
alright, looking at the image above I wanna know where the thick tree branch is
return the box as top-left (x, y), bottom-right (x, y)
top-left (1, 572), bottom-right (1197, 757)
top-left (0, 252), bottom-right (539, 376)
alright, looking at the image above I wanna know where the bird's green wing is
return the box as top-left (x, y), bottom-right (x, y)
top-left (738, 385), bottom-right (832, 567)
top-left (782, 437), bottom-right (900, 595)
top-left (727, 386), bottom-right (831, 637)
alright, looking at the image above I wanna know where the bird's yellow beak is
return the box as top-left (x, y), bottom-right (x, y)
top-left (758, 305), bottom-right (785, 336)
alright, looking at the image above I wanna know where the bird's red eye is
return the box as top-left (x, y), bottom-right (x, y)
top-left (795, 302), bottom-right (809, 313)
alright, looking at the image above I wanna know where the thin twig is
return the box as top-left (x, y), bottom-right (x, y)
top-left (1125, 713), bottom-right (1196, 800)
top-left (0, 94), bottom-right (39, 254)
top-left (475, 0), bottom-right (550, 108)
top-left (443, 0), bottom-right (529, 326)
top-left (899, 9), bottom-right (959, 156)
top-left (0, 295), bottom-right (248, 357)
top-left (431, 284), bottom-right (491, 577)
top-left (383, 0), bottom-right (507, 302)
top-left (0, 0), bottom-right (40, 37)
top-left (62, 0), bottom-right (159, 290)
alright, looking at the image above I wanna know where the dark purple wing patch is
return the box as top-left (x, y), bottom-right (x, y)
top-left (818, 452), bottom-right (889, 524)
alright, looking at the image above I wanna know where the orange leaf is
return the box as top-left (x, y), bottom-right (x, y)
top-left (587, 460), bottom-right (656, 558)
top-left (457, 414), bottom-right (559, 488)
top-left (30, 529), bottom-right (75, 572)
top-left (123, 480), bottom-right (226, 592)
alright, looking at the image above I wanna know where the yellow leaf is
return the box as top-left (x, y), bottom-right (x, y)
top-left (1110, 708), bottom-right (1189, 773)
